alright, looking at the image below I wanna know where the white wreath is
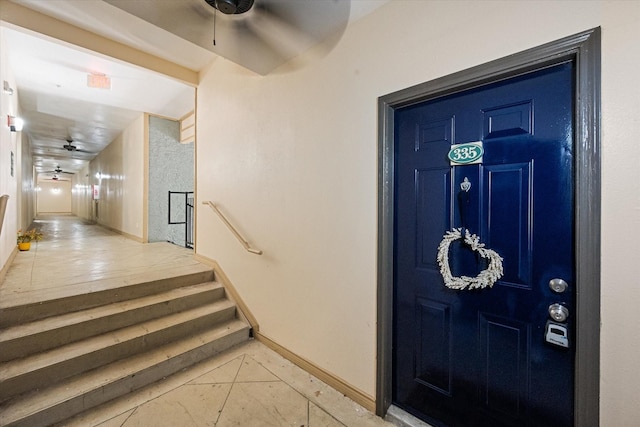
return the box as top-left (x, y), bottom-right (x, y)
top-left (436, 228), bottom-right (504, 290)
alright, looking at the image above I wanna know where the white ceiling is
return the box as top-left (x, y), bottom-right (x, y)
top-left (5, 28), bottom-right (197, 175)
top-left (4, 0), bottom-right (389, 178)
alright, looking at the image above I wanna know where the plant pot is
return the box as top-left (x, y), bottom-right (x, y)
top-left (18, 242), bottom-right (31, 251)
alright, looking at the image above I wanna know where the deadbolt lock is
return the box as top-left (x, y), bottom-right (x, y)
top-left (548, 303), bottom-right (569, 323)
top-left (549, 278), bottom-right (569, 293)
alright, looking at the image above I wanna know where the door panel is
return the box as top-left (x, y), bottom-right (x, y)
top-left (393, 63), bottom-right (574, 427)
top-left (478, 313), bottom-right (530, 416)
top-left (483, 162), bottom-right (533, 288)
top-left (416, 168), bottom-right (451, 269)
top-left (415, 298), bottom-right (452, 394)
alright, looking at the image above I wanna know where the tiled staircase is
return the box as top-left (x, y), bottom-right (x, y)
top-left (0, 267), bottom-right (250, 427)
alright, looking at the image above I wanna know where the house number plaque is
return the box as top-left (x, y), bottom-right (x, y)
top-left (448, 141), bottom-right (484, 166)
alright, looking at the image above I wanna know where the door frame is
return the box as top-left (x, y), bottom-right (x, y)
top-left (376, 28), bottom-right (601, 426)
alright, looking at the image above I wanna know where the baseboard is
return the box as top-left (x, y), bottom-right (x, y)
top-left (99, 223), bottom-right (144, 243)
top-left (192, 254), bottom-right (260, 331)
top-left (37, 212), bottom-right (73, 215)
top-left (190, 254), bottom-right (375, 412)
top-left (254, 331), bottom-right (376, 413)
top-left (0, 246), bottom-right (18, 285)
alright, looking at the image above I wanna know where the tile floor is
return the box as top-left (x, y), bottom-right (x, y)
top-left (1, 216), bottom-right (394, 427)
top-left (1, 215), bottom-right (202, 307)
top-left (59, 340), bottom-right (391, 427)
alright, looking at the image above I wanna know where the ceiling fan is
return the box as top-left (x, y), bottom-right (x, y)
top-left (205, 0), bottom-right (254, 15)
top-left (104, 0), bottom-right (351, 75)
top-left (61, 138), bottom-right (97, 154)
top-left (43, 166), bottom-right (74, 175)
top-left (40, 174), bottom-right (71, 182)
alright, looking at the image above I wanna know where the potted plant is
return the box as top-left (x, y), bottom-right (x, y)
top-left (17, 228), bottom-right (43, 251)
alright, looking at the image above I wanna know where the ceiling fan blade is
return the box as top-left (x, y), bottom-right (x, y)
top-left (223, 19), bottom-right (290, 67)
top-left (59, 142), bottom-right (98, 154)
top-left (103, 0), bottom-right (351, 75)
top-left (220, 0), bottom-right (350, 72)
top-left (41, 177), bottom-right (71, 182)
top-left (243, 8), bottom-right (316, 62)
top-left (253, 0), bottom-right (350, 44)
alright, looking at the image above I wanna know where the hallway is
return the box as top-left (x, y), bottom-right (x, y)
top-left (0, 216), bottom-right (391, 426)
top-left (1, 216), bottom-right (200, 308)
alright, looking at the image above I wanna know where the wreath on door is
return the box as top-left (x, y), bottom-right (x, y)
top-left (436, 228), bottom-right (504, 290)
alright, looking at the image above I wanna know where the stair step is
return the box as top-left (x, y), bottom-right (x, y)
top-left (0, 319), bottom-right (250, 427)
top-left (0, 282), bottom-right (224, 362)
top-left (0, 299), bottom-right (237, 402)
top-left (0, 266), bottom-right (215, 328)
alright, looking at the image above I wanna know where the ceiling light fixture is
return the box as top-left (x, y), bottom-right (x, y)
top-left (7, 115), bottom-right (24, 132)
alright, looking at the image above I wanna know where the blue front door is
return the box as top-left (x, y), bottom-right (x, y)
top-left (393, 63), bottom-right (575, 426)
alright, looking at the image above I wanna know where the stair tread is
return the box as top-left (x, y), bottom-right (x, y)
top-left (0, 281), bottom-right (222, 343)
top-left (0, 298), bottom-right (236, 382)
top-left (0, 319), bottom-right (250, 424)
top-left (0, 264), bottom-right (214, 310)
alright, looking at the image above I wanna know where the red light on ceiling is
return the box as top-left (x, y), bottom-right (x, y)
top-left (87, 73), bottom-right (111, 89)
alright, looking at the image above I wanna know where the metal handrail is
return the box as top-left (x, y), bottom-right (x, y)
top-left (202, 201), bottom-right (263, 255)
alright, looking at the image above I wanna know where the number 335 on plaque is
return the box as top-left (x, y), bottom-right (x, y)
top-left (447, 141), bottom-right (484, 166)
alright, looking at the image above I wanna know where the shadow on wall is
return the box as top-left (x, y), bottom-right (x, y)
top-left (0, 195), bottom-right (8, 237)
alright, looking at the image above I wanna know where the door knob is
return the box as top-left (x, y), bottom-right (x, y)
top-left (548, 303), bottom-right (569, 322)
top-left (549, 278), bottom-right (568, 293)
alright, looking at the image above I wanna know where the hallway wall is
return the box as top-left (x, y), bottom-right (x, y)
top-left (18, 128), bottom-right (34, 233)
top-left (37, 179), bottom-right (71, 213)
top-left (0, 27), bottom-right (21, 273)
top-left (147, 115), bottom-right (194, 245)
top-left (196, 1), bottom-right (640, 424)
top-left (88, 114), bottom-right (145, 240)
top-left (71, 164), bottom-right (92, 220)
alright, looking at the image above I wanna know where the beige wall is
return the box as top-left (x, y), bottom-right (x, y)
top-left (18, 131), bottom-right (35, 232)
top-left (37, 179), bottom-right (71, 213)
top-left (195, 1), bottom-right (640, 424)
top-left (88, 114), bottom-right (145, 239)
top-left (71, 164), bottom-right (92, 220)
top-left (0, 27), bottom-right (21, 270)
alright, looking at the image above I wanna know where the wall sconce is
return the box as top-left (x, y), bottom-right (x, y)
top-left (3, 80), bottom-right (14, 95)
top-left (7, 115), bottom-right (24, 132)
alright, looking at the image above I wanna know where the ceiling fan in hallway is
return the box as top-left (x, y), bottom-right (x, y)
top-left (103, 0), bottom-right (352, 74)
top-left (40, 174), bottom-right (71, 182)
top-left (43, 166), bottom-right (74, 175)
top-left (40, 165), bottom-right (74, 182)
top-left (60, 138), bottom-right (98, 154)
top-left (205, 0), bottom-right (255, 15)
